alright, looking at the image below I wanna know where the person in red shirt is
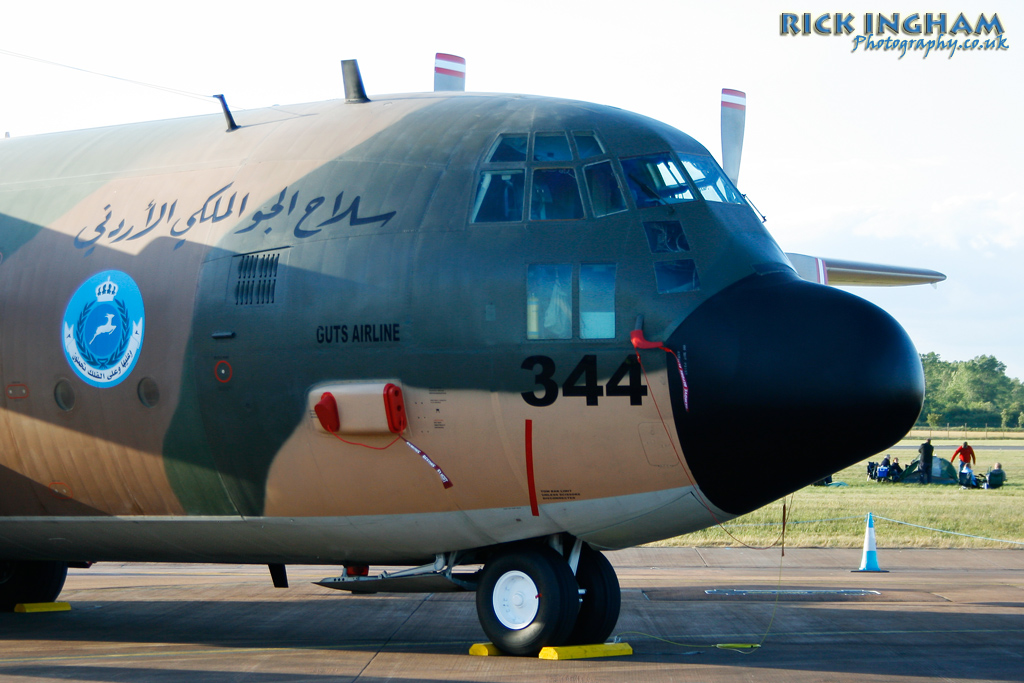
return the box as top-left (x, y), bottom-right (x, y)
top-left (952, 441), bottom-right (976, 475)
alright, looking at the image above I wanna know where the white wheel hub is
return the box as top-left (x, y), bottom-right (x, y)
top-left (492, 570), bottom-right (539, 629)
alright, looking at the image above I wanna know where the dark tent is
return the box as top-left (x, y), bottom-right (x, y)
top-left (899, 457), bottom-right (959, 484)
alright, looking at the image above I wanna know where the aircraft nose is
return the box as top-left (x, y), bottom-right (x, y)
top-left (666, 273), bottom-right (924, 516)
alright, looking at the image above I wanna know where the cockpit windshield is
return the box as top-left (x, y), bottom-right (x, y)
top-left (471, 134), bottom-right (747, 224)
top-left (620, 154), bottom-right (695, 208)
top-left (472, 131), bottom-right (618, 223)
top-left (676, 154), bottom-right (745, 204)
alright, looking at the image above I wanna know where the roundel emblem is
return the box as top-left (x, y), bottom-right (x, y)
top-left (62, 270), bottom-right (145, 388)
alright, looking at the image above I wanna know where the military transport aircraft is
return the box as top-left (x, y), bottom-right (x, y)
top-left (0, 54), bottom-right (941, 655)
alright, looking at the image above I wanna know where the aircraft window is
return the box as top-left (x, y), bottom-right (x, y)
top-left (488, 135), bottom-right (528, 162)
top-left (620, 154), bottom-right (695, 208)
top-left (533, 133), bottom-right (573, 162)
top-left (583, 161), bottom-right (627, 217)
top-left (573, 132), bottom-right (605, 159)
top-left (678, 155), bottom-right (745, 204)
top-left (654, 260), bottom-right (701, 294)
top-left (471, 171), bottom-right (525, 223)
top-left (643, 220), bottom-right (690, 253)
top-left (531, 169), bottom-right (584, 220)
top-left (580, 264), bottom-right (616, 339)
top-left (527, 264), bottom-right (573, 340)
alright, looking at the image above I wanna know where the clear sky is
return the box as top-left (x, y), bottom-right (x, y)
top-left (3, 1), bottom-right (1021, 379)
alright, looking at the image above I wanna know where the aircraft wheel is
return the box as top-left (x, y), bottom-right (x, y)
top-left (566, 545), bottom-right (621, 645)
top-left (0, 560), bottom-right (69, 611)
top-left (475, 546), bottom-right (580, 656)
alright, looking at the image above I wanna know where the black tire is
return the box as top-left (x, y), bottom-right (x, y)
top-left (0, 560), bottom-right (69, 611)
top-left (566, 546), bottom-right (621, 645)
top-left (475, 546), bottom-right (580, 656)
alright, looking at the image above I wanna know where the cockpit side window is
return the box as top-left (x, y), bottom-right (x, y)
top-left (654, 260), bottom-right (701, 293)
top-left (620, 154), bottom-right (696, 208)
top-left (527, 264), bottom-right (573, 340)
top-left (642, 220), bottom-right (690, 253)
top-left (531, 169), bottom-right (584, 220)
top-left (583, 161), bottom-right (627, 217)
top-left (580, 263), bottom-right (616, 339)
top-left (677, 154), bottom-right (745, 204)
top-left (533, 133), bottom-right (573, 162)
top-left (471, 171), bottom-right (525, 223)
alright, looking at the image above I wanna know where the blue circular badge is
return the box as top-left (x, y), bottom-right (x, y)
top-left (62, 270), bottom-right (145, 388)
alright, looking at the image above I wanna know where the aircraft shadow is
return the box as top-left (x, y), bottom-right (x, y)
top-left (0, 666), bottom-right (345, 683)
top-left (3, 595), bottom-right (1022, 681)
top-left (0, 595), bottom-right (480, 649)
top-left (0, 666), bottom-right (499, 683)
top-left (615, 600), bottom-right (1024, 682)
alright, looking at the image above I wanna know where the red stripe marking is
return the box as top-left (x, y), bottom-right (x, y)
top-left (436, 53), bottom-right (466, 65)
top-left (434, 66), bottom-right (466, 78)
top-left (722, 88), bottom-right (745, 97)
top-left (525, 419), bottom-right (539, 517)
top-left (721, 101), bottom-right (745, 111)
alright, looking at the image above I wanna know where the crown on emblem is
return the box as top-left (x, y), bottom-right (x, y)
top-left (95, 276), bottom-right (119, 302)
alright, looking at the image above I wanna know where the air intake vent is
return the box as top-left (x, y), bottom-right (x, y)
top-left (234, 251), bottom-right (282, 305)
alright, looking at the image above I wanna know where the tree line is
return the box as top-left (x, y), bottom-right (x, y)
top-left (919, 353), bottom-right (1024, 428)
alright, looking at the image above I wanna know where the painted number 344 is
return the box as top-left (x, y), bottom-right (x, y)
top-left (521, 355), bottom-right (648, 407)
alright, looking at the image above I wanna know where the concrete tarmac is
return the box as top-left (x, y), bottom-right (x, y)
top-left (2, 548), bottom-right (1022, 682)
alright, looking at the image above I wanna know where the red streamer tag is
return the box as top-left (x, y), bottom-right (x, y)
top-left (403, 439), bottom-right (453, 489)
top-left (631, 329), bottom-right (689, 412)
top-left (668, 348), bottom-right (690, 412)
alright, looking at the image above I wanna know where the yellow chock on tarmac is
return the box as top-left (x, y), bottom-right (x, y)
top-left (469, 642), bottom-right (633, 659)
top-left (538, 642), bottom-right (633, 660)
top-left (716, 643), bottom-right (760, 650)
top-left (14, 602), bottom-right (71, 613)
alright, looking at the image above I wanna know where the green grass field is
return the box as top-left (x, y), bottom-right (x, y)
top-left (653, 439), bottom-right (1024, 549)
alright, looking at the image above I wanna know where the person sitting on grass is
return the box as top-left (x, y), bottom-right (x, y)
top-left (877, 456), bottom-right (891, 481)
top-left (986, 462), bottom-right (1006, 489)
top-left (890, 456), bottom-right (903, 477)
top-left (960, 463), bottom-right (979, 489)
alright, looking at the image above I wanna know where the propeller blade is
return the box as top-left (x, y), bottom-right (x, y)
top-left (786, 253), bottom-right (947, 287)
top-left (720, 88), bottom-right (746, 186)
top-left (434, 53), bottom-right (466, 92)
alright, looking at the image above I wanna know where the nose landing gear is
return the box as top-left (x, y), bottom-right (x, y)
top-left (0, 560), bottom-right (68, 611)
top-left (475, 540), bottom-right (621, 656)
top-left (476, 546), bottom-right (579, 656)
top-left (566, 544), bottom-right (621, 646)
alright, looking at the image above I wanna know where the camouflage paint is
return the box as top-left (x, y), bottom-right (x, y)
top-left (0, 91), bottom-right (921, 565)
